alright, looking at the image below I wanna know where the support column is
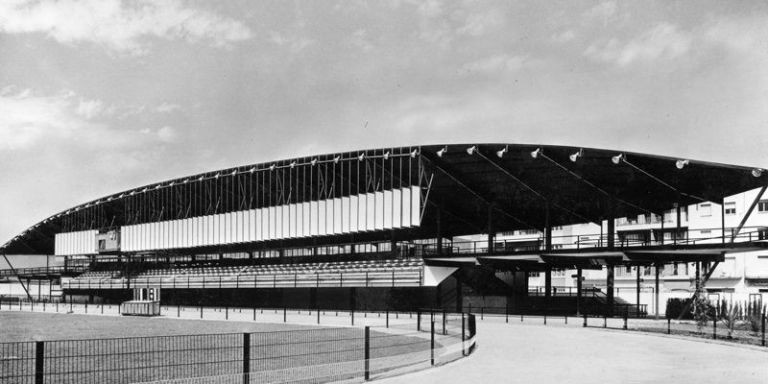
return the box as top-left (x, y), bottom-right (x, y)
top-left (654, 263), bottom-right (660, 319)
top-left (350, 287), bottom-right (356, 311)
top-left (487, 204), bottom-right (495, 255)
top-left (544, 202), bottom-right (552, 252)
top-left (545, 267), bottom-right (552, 299)
top-left (455, 274), bottom-right (463, 313)
top-left (436, 204), bottom-right (443, 256)
top-left (576, 267), bottom-right (583, 316)
top-left (606, 265), bottom-right (614, 316)
top-left (675, 203), bottom-right (682, 245)
top-left (721, 198), bottom-right (726, 244)
top-left (636, 266), bottom-right (641, 317)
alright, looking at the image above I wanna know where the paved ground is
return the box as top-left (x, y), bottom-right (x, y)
top-left (378, 318), bottom-right (768, 384)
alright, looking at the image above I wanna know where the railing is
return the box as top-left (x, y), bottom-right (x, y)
top-left (62, 269), bottom-right (425, 290)
top-left (0, 304), bottom-right (477, 384)
top-left (0, 265), bottom-right (87, 278)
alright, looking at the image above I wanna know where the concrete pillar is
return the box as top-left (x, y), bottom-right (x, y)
top-left (455, 274), bottom-right (463, 313)
top-left (654, 263), bottom-right (660, 319)
top-left (487, 205), bottom-right (495, 255)
top-left (675, 203), bottom-right (682, 245)
top-left (436, 204), bottom-right (443, 256)
top-left (576, 267), bottom-right (583, 316)
top-left (606, 265), bottom-right (614, 316)
top-left (545, 267), bottom-right (552, 299)
top-left (636, 266), bottom-right (641, 316)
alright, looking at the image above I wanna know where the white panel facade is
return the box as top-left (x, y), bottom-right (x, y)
top-left (375, 191), bottom-right (385, 230)
top-left (255, 209), bottom-right (264, 241)
top-left (402, 187), bottom-right (412, 228)
top-left (310, 201), bottom-right (319, 236)
top-left (393, 189), bottom-right (402, 228)
top-left (341, 197), bottom-right (351, 233)
top-left (411, 186), bottom-right (421, 226)
top-left (365, 193), bottom-right (375, 231)
top-left (318, 200), bottom-right (327, 236)
top-left (350, 195), bottom-right (359, 232)
top-left (301, 202), bottom-right (310, 238)
top-left (333, 198), bottom-right (342, 234)
top-left (383, 190), bottom-right (393, 229)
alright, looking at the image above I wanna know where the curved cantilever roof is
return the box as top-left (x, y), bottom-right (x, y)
top-left (2, 143), bottom-right (766, 255)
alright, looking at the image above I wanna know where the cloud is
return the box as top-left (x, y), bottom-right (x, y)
top-left (461, 54), bottom-right (528, 74)
top-left (0, 87), bottom-right (178, 150)
top-left (551, 30), bottom-right (575, 43)
top-left (0, 0), bottom-right (253, 54)
top-left (583, 1), bottom-right (617, 25)
top-left (268, 31), bottom-right (313, 53)
top-left (584, 23), bottom-right (691, 67)
top-left (156, 102), bottom-right (181, 113)
top-left (456, 10), bottom-right (503, 37)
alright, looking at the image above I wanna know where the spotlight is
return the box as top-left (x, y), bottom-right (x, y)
top-left (611, 154), bottom-right (624, 165)
top-left (183, 178), bottom-right (189, 183)
top-left (214, 173), bottom-right (221, 179)
top-left (410, 149), bottom-right (419, 158)
top-left (675, 159), bottom-right (689, 169)
top-left (496, 145), bottom-right (508, 158)
top-left (130, 191), bottom-right (136, 196)
top-left (752, 168), bottom-right (764, 178)
top-left (358, 153), bottom-right (366, 162)
top-left (155, 185), bottom-right (161, 189)
top-left (569, 149), bottom-right (583, 163)
top-left (198, 176), bottom-right (205, 181)
top-left (269, 164), bottom-right (276, 171)
top-left (249, 167), bottom-right (256, 173)
top-left (231, 170), bottom-right (237, 175)
top-left (311, 158), bottom-right (318, 166)
top-left (466, 145), bottom-right (477, 155)
top-left (142, 188), bottom-right (149, 192)
top-left (334, 156), bottom-right (341, 164)
top-left (290, 161), bottom-right (296, 169)
top-left (530, 148), bottom-right (541, 159)
top-left (383, 151), bottom-right (390, 160)
top-left (169, 182), bottom-right (174, 186)
top-left (436, 146), bottom-right (448, 157)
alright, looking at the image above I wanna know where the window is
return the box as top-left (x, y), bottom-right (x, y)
top-left (724, 202), bottom-right (736, 215)
top-left (699, 203), bottom-right (712, 217)
top-left (759, 228), bottom-right (768, 241)
top-left (759, 200), bottom-right (768, 212)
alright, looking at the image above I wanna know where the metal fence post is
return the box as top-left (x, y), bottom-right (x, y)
top-left (417, 311), bottom-right (421, 331)
top-left (351, 309), bottom-right (355, 326)
top-left (85, 302), bottom-right (87, 314)
top-left (667, 318), bottom-right (671, 334)
top-left (565, 315), bottom-right (568, 325)
top-left (623, 312), bottom-right (627, 330)
top-left (430, 320), bottom-right (435, 366)
top-left (283, 307), bottom-right (287, 323)
top-left (762, 314), bottom-right (766, 347)
top-left (226, 307), bottom-right (229, 320)
top-left (386, 310), bottom-right (389, 328)
top-left (603, 315), bottom-right (606, 328)
top-left (461, 313), bottom-right (466, 357)
top-left (544, 314), bottom-right (547, 325)
top-left (177, 306), bottom-right (180, 318)
top-left (481, 307), bottom-right (483, 320)
top-left (583, 314), bottom-right (587, 327)
top-left (242, 333), bottom-right (250, 384)
top-left (521, 314), bottom-right (523, 322)
top-left (364, 326), bottom-right (370, 381)
top-left (713, 317), bottom-right (717, 340)
top-left (101, 304), bottom-right (104, 314)
top-left (253, 307), bottom-right (257, 321)
top-left (443, 309), bottom-right (447, 335)
top-left (35, 341), bottom-right (44, 384)
top-left (56, 302), bottom-right (58, 313)
top-left (201, 306), bottom-right (203, 319)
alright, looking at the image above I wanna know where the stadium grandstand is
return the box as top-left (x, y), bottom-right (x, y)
top-left (1, 143), bottom-right (767, 315)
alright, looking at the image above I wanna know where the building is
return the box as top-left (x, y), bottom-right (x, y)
top-left (1, 144), bottom-right (766, 316)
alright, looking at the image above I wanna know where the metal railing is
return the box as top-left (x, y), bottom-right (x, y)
top-left (0, 305), bottom-right (477, 384)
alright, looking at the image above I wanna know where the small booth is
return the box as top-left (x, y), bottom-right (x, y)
top-left (121, 287), bottom-right (161, 316)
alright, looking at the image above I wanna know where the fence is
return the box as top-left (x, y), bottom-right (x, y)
top-left (0, 304), bottom-right (477, 384)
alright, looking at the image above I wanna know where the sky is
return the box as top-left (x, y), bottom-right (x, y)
top-left (1, 0), bottom-right (768, 246)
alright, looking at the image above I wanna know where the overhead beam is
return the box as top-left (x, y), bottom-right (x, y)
top-left (475, 150), bottom-right (598, 225)
top-left (1, 254), bottom-right (34, 301)
top-left (620, 158), bottom-right (706, 202)
top-left (421, 154), bottom-right (537, 230)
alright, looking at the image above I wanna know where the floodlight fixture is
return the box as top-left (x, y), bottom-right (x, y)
top-left (496, 145), bottom-right (508, 158)
top-left (611, 154), bottom-right (624, 165)
top-left (383, 151), bottom-right (390, 160)
top-left (675, 159), bottom-right (689, 169)
top-left (334, 156), bottom-right (341, 164)
top-left (752, 168), bottom-right (764, 178)
top-left (311, 158), bottom-right (318, 166)
top-left (530, 148), bottom-right (541, 159)
top-left (358, 153), bottom-right (366, 162)
top-left (269, 164), bottom-right (276, 171)
top-left (569, 148), bottom-right (583, 162)
top-left (436, 146), bottom-right (448, 158)
top-left (290, 161), bottom-right (296, 169)
top-left (410, 149), bottom-right (419, 158)
top-left (466, 145), bottom-right (477, 155)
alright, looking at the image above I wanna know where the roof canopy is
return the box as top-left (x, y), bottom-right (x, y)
top-left (3, 143), bottom-right (766, 255)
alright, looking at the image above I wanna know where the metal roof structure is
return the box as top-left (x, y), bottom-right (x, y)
top-left (2, 143), bottom-right (766, 255)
